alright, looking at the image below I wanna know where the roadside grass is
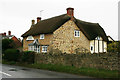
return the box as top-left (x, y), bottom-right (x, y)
top-left (2, 60), bottom-right (119, 79)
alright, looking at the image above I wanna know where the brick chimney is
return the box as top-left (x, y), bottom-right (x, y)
top-left (37, 17), bottom-right (41, 23)
top-left (8, 31), bottom-right (11, 35)
top-left (31, 20), bottom-right (35, 28)
top-left (66, 7), bottom-right (74, 16)
top-left (4, 32), bottom-right (6, 36)
top-left (32, 20), bottom-right (35, 25)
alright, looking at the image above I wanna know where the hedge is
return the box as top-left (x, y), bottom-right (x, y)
top-left (20, 51), bottom-right (35, 64)
top-left (3, 49), bottom-right (20, 61)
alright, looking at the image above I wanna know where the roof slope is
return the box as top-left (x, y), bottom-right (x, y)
top-left (21, 14), bottom-right (71, 37)
top-left (74, 19), bottom-right (108, 41)
top-left (21, 14), bottom-right (108, 41)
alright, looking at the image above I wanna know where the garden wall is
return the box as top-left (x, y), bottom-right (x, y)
top-left (35, 53), bottom-right (120, 70)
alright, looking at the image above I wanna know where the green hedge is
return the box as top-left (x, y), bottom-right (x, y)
top-left (3, 49), bottom-right (20, 61)
top-left (20, 51), bottom-right (35, 64)
top-left (3, 49), bottom-right (35, 64)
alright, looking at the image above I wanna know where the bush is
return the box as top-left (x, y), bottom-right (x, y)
top-left (2, 39), bottom-right (13, 53)
top-left (107, 42), bottom-right (119, 53)
top-left (20, 51), bottom-right (35, 64)
top-left (3, 49), bottom-right (20, 61)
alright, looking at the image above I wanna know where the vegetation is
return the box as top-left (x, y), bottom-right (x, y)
top-left (3, 49), bottom-right (20, 61)
top-left (20, 51), bottom-right (35, 64)
top-left (2, 39), bottom-right (13, 52)
top-left (107, 41), bottom-right (119, 53)
top-left (2, 60), bottom-right (119, 79)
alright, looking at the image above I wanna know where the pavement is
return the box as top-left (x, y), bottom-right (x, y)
top-left (0, 63), bottom-right (93, 78)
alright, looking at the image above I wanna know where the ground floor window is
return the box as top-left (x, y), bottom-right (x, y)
top-left (42, 46), bottom-right (48, 53)
top-left (28, 45), bottom-right (40, 53)
top-left (91, 46), bottom-right (93, 51)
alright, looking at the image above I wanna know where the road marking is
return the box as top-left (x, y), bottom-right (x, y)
top-left (0, 71), bottom-right (11, 76)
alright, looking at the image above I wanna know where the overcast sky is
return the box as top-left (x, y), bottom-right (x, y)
top-left (0, 0), bottom-right (119, 40)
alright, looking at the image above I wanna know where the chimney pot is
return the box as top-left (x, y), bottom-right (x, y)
top-left (66, 7), bottom-right (74, 16)
top-left (31, 20), bottom-right (35, 28)
top-left (4, 32), bottom-right (6, 36)
top-left (32, 20), bottom-right (35, 25)
top-left (37, 17), bottom-right (41, 23)
top-left (8, 31), bottom-right (11, 35)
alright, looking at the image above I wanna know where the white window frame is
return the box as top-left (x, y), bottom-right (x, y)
top-left (28, 45), bottom-right (40, 53)
top-left (26, 36), bottom-right (34, 40)
top-left (42, 46), bottom-right (48, 53)
top-left (74, 30), bottom-right (80, 37)
top-left (40, 34), bottom-right (44, 39)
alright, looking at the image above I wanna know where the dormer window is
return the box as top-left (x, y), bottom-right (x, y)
top-left (40, 34), bottom-right (44, 39)
top-left (98, 37), bottom-right (100, 40)
top-left (74, 30), bottom-right (80, 37)
top-left (95, 36), bottom-right (101, 40)
top-left (26, 36), bottom-right (34, 40)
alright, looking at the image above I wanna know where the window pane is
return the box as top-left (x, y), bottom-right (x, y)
top-left (40, 34), bottom-right (44, 39)
top-left (42, 46), bottom-right (47, 52)
top-left (74, 30), bottom-right (80, 37)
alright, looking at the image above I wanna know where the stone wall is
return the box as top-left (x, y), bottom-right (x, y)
top-left (35, 52), bottom-right (119, 70)
top-left (52, 20), bottom-right (90, 53)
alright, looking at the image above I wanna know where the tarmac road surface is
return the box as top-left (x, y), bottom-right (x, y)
top-left (1, 63), bottom-right (93, 78)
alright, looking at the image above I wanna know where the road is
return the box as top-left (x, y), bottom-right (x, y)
top-left (0, 63), bottom-right (93, 78)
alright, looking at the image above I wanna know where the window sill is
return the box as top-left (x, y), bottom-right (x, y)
top-left (40, 38), bottom-right (44, 40)
top-left (42, 51), bottom-right (47, 53)
top-left (74, 36), bottom-right (80, 37)
top-left (26, 39), bottom-right (34, 41)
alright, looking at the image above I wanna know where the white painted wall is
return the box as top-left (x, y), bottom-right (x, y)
top-left (90, 40), bottom-right (94, 53)
top-left (104, 42), bottom-right (107, 52)
top-left (99, 40), bottom-right (103, 53)
top-left (90, 36), bottom-right (107, 53)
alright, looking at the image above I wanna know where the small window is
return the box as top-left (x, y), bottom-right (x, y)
top-left (91, 46), bottom-right (93, 51)
top-left (42, 46), bottom-right (48, 53)
top-left (26, 36), bottom-right (34, 40)
top-left (40, 34), bottom-right (44, 39)
top-left (96, 36), bottom-right (101, 40)
top-left (97, 37), bottom-right (100, 40)
top-left (74, 30), bottom-right (80, 37)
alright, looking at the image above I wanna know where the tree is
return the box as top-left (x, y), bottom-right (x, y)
top-left (107, 41), bottom-right (119, 53)
top-left (2, 39), bottom-right (13, 52)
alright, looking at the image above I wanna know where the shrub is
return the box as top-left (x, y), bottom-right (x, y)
top-left (107, 42), bottom-right (119, 53)
top-left (21, 51), bottom-right (35, 64)
top-left (2, 39), bottom-right (13, 53)
top-left (3, 49), bottom-right (20, 61)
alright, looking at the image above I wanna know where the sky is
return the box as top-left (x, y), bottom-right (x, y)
top-left (0, 0), bottom-right (119, 41)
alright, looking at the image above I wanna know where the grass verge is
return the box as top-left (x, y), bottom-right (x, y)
top-left (2, 60), bottom-right (119, 79)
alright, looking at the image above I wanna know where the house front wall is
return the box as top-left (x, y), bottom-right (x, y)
top-left (90, 38), bottom-right (107, 53)
top-left (23, 34), bottom-right (53, 52)
top-left (52, 20), bottom-right (90, 54)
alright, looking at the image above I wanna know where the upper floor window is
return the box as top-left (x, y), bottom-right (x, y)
top-left (95, 36), bottom-right (102, 40)
top-left (26, 36), bottom-right (34, 40)
top-left (74, 30), bottom-right (80, 37)
top-left (40, 34), bottom-right (44, 39)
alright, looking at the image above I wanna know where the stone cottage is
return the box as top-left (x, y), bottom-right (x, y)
top-left (21, 7), bottom-right (108, 54)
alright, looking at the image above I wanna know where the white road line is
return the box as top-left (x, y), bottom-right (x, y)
top-left (0, 71), bottom-right (11, 76)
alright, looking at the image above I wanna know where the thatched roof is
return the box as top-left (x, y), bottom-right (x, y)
top-left (21, 14), bottom-right (108, 41)
top-left (74, 19), bottom-right (108, 41)
top-left (22, 14), bottom-right (70, 37)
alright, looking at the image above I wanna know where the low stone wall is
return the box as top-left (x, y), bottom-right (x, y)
top-left (35, 53), bottom-right (119, 70)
